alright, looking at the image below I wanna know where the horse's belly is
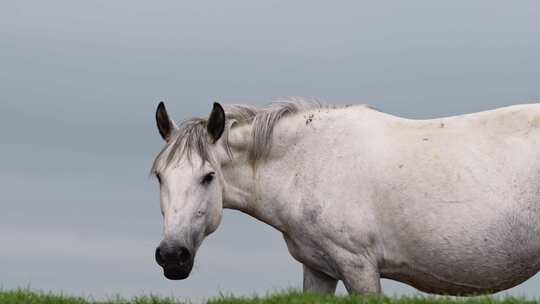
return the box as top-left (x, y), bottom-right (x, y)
top-left (382, 253), bottom-right (540, 295)
top-left (382, 207), bottom-right (540, 295)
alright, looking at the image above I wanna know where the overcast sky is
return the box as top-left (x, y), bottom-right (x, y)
top-left (1, 0), bottom-right (540, 301)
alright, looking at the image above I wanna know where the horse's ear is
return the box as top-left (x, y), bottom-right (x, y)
top-left (207, 102), bottom-right (226, 144)
top-left (155, 102), bottom-right (178, 142)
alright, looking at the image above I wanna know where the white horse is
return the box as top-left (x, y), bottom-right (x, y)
top-left (151, 98), bottom-right (540, 295)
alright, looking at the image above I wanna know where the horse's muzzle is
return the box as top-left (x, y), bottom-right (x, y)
top-left (155, 244), bottom-right (194, 280)
top-left (163, 263), bottom-right (193, 280)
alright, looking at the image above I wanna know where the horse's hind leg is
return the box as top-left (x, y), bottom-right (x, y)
top-left (303, 264), bottom-right (338, 294)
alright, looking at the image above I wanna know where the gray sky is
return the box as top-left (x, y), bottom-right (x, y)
top-left (1, 0), bottom-right (540, 301)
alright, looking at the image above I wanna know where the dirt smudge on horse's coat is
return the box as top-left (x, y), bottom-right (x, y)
top-left (306, 114), bottom-right (315, 125)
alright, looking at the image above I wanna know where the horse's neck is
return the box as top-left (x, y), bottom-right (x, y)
top-left (220, 122), bottom-right (295, 233)
top-left (220, 105), bottom-right (384, 232)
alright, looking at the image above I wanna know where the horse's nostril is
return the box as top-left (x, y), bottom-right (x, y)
top-left (155, 247), bottom-right (165, 266)
top-left (178, 247), bottom-right (191, 263)
top-left (156, 243), bottom-right (192, 267)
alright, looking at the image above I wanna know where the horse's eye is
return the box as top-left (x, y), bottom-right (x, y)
top-left (201, 172), bottom-right (215, 185)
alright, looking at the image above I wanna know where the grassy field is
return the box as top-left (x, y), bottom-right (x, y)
top-left (0, 290), bottom-right (537, 304)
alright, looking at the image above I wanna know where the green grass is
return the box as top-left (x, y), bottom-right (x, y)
top-left (0, 290), bottom-right (537, 304)
top-left (0, 290), bottom-right (178, 304)
top-left (211, 291), bottom-right (538, 304)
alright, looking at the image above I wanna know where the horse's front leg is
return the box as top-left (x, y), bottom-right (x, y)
top-left (303, 264), bottom-right (338, 294)
top-left (341, 259), bottom-right (382, 295)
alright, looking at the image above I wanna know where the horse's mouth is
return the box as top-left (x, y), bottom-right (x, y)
top-left (163, 264), bottom-right (192, 280)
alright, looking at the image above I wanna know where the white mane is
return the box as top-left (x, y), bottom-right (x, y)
top-left (151, 97), bottom-right (326, 173)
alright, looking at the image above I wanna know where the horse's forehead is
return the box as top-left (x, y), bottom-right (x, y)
top-left (162, 153), bottom-right (206, 174)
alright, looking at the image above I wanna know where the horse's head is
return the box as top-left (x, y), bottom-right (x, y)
top-left (151, 102), bottom-right (227, 280)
